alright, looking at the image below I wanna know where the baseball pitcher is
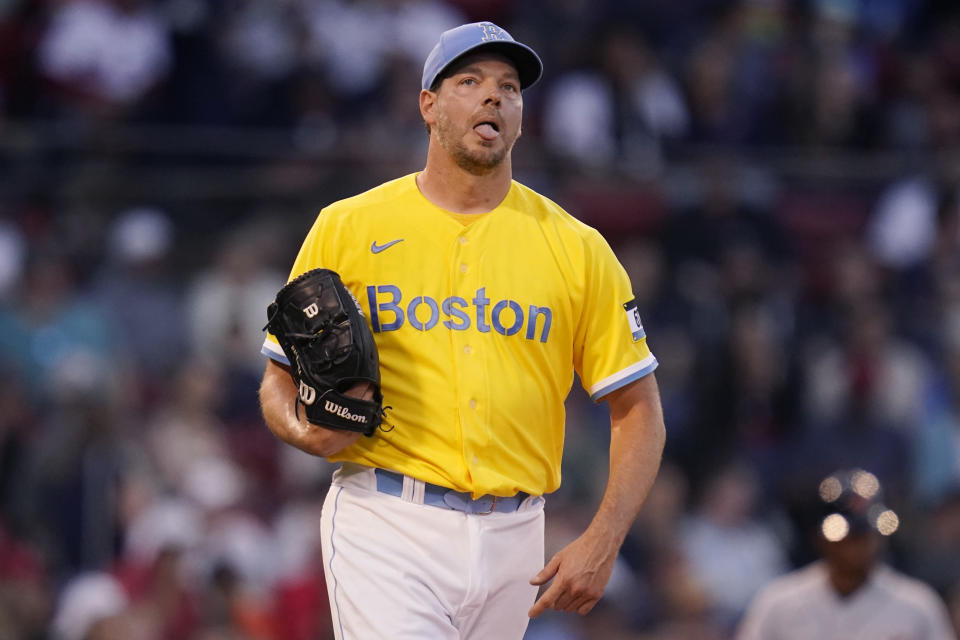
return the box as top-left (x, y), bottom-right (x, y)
top-left (259, 21), bottom-right (666, 640)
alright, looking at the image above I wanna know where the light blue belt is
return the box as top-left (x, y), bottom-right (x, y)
top-left (374, 469), bottom-right (529, 515)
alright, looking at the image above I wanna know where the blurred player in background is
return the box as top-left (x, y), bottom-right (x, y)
top-left (259, 20), bottom-right (666, 640)
top-left (737, 468), bottom-right (956, 640)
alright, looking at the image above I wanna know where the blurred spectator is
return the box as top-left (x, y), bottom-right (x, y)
top-left (198, 562), bottom-right (276, 640)
top-left (185, 219), bottom-right (286, 454)
top-left (218, 0), bottom-right (300, 83)
top-left (869, 172), bottom-right (944, 271)
top-left (296, 0), bottom-right (463, 108)
top-left (92, 207), bottom-right (187, 391)
top-left (868, 151), bottom-right (960, 272)
top-left (678, 461), bottom-right (789, 631)
top-left (643, 545), bottom-right (725, 640)
top-left (682, 4), bottom-right (774, 146)
top-left (804, 294), bottom-right (929, 432)
top-left (186, 221), bottom-right (284, 377)
top-left (181, 455), bottom-right (278, 601)
top-left (689, 302), bottom-right (800, 495)
top-left (664, 155), bottom-right (790, 278)
top-left (145, 358), bottom-right (230, 495)
top-left (25, 378), bottom-right (133, 574)
top-left (541, 25), bottom-right (688, 171)
top-left (737, 468), bottom-right (955, 640)
top-left (121, 496), bottom-right (203, 575)
top-left (36, 0), bottom-right (172, 118)
top-left (387, 0), bottom-right (469, 65)
top-left (51, 572), bottom-right (128, 640)
top-left (804, 1), bottom-right (884, 149)
top-left (0, 248), bottom-right (117, 401)
top-left (913, 318), bottom-right (960, 505)
top-left (108, 546), bottom-right (199, 640)
top-left (297, 0), bottom-right (392, 104)
top-left (211, 0), bottom-right (302, 127)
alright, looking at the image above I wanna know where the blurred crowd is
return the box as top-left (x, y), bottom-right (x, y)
top-left (2, 0), bottom-right (960, 639)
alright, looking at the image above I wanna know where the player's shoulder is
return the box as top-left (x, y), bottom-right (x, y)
top-left (873, 565), bottom-right (948, 612)
top-left (751, 562), bottom-right (825, 609)
top-left (509, 180), bottom-right (607, 244)
top-left (321, 174), bottom-right (418, 220)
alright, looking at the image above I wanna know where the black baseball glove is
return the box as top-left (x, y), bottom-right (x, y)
top-left (265, 268), bottom-right (384, 436)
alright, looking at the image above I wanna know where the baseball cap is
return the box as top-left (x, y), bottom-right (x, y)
top-left (422, 21), bottom-right (543, 91)
top-left (817, 468), bottom-right (900, 541)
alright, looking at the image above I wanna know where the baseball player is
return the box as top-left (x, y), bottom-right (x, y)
top-left (258, 21), bottom-right (666, 639)
top-left (737, 468), bottom-right (956, 640)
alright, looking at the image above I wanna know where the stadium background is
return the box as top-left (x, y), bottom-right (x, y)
top-left (1, 0), bottom-right (960, 638)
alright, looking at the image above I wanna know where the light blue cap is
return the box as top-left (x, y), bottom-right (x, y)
top-left (421, 22), bottom-right (543, 91)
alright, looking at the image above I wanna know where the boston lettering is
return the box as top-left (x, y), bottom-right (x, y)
top-left (366, 285), bottom-right (552, 343)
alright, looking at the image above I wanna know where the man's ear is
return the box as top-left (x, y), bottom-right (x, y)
top-left (420, 89), bottom-right (437, 129)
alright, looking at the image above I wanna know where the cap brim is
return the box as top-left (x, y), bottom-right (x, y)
top-left (430, 40), bottom-right (543, 91)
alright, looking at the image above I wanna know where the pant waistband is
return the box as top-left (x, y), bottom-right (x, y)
top-left (373, 468), bottom-right (531, 515)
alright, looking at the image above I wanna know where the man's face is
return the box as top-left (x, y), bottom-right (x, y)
top-left (821, 531), bottom-right (883, 575)
top-left (428, 53), bottom-right (523, 175)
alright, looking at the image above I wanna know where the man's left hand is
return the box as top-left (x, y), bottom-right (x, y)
top-left (527, 528), bottom-right (619, 617)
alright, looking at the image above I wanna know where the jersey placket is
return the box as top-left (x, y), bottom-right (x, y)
top-left (449, 227), bottom-right (490, 489)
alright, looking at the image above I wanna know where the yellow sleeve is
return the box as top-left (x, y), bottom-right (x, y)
top-left (573, 229), bottom-right (658, 401)
top-left (261, 210), bottom-right (331, 364)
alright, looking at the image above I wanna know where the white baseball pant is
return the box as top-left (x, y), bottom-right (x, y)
top-left (320, 463), bottom-right (546, 639)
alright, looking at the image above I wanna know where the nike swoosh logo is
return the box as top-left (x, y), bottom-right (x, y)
top-left (371, 238), bottom-right (404, 254)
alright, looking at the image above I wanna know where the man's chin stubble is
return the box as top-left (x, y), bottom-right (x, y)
top-left (451, 143), bottom-right (508, 176)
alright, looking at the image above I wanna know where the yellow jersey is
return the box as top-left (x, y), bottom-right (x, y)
top-left (263, 174), bottom-right (657, 497)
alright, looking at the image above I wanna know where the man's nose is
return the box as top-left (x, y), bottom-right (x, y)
top-left (483, 82), bottom-right (502, 105)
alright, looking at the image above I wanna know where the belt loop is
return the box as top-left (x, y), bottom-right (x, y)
top-left (411, 478), bottom-right (426, 504)
top-left (400, 475), bottom-right (416, 502)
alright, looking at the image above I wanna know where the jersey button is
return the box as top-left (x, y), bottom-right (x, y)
top-left (459, 263), bottom-right (468, 273)
top-left (458, 237), bottom-right (468, 245)
top-left (468, 399), bottom-right (477, 409)
top-left (463, 345), bottom-right (472, 355)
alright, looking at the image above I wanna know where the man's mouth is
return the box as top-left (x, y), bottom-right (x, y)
top-left (474, 121), bottom-right (500, 141)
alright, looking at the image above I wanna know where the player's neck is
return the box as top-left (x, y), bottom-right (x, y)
top-left (827, 565), bottom-right (871, 598)
top-left (417, 149), bottom-right (513, 214)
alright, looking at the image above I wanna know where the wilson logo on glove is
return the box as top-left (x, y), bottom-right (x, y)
top-left (303, 303), bottom-right (320, 318)
top-left (299, 381), bottom-right (317, 405)
top-left (324, 401), bottom-right (368, 424)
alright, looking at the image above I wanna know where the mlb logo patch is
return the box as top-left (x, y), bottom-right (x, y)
top-left (623, 299), bottom-right (645, 342)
